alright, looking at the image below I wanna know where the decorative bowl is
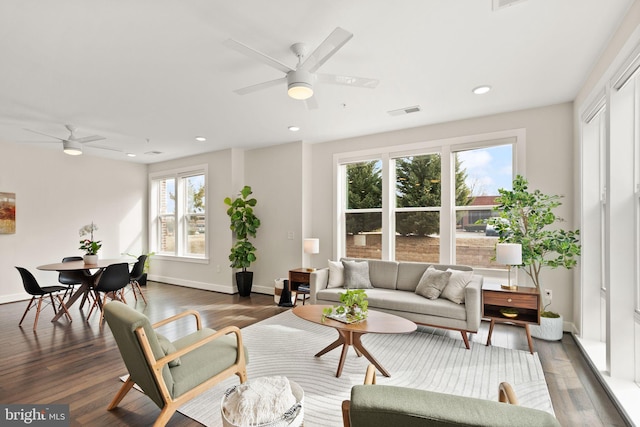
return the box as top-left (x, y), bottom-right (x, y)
top-left (500, 308), bottom-right (519, 319)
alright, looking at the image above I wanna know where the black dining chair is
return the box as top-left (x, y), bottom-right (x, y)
top-left (15, 267), bottom-right (72, 331)
top-left (58, 256), bottom-right (91, 302)
top-left (127, 255), bottom-right (147, 303)
top-left (88, 263), bottom-right (131, 326)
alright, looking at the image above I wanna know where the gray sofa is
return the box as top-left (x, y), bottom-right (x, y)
top-left (310, 258), bottom-right (483, 348)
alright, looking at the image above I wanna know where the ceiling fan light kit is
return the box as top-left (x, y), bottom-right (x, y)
top-left (63, 140), bottom-right (83, 156)
top-left (287, 70), bottom-right (315, 100)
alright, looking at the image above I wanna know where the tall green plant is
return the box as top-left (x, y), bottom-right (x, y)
top-left (487, 175), bottom-right (581, 311)
top-left (224, 185), bottom-right (261, 271)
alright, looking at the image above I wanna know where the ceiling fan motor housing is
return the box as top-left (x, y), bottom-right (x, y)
top-left (287, 69), bottom-right (316, 100)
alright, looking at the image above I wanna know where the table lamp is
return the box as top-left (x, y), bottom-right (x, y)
top-left (304, 238), bottom-right (319, 272)
top-left (496, 243), bottom-right (522, 290)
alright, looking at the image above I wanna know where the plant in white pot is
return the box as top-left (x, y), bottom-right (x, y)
top-left (224, 186), bottom-right (261, 297)
top-left (486, 175), bottom-right (580, 341)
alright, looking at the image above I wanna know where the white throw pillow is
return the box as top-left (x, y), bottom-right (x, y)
top-left (327, 260), bottom-right (345, 288)
top-left (415, 267), bottom-right (452, 299)
top-left (440, 269), bottom-right (473, 304)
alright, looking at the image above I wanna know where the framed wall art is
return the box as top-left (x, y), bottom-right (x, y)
top-left (0, 192), bottom-right (16, 234)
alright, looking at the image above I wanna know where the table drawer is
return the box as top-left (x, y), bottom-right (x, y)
top-left (289, 271), bottom-right (309, 283)
top-left (483, 291), bottom-right (537, 309)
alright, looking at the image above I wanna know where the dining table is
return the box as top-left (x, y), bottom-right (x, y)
top-left (37, 258), bottom-right (133, 321)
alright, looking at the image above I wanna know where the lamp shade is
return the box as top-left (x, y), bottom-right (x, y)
top-left (495, 243), bottom-right (522, 265)
top-left (303, 238), bottom-right (319, 254)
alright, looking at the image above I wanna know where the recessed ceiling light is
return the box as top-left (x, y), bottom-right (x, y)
top-left (195, 136), bottom-right (207, 142)
top-left (472, 85), bottom-right (492, 95)
top-left (126, 153), bottom-right (136, 157)
top-left (288, 126), bottom-right (300, 132)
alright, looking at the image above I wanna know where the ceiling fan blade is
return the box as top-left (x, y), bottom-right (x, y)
top-left (300, 27), bottom-right (353, 73)
top-left (304, 96), bottom-right (319, 110)
top-left (318, 73), bottom-right (379, 88)
top-left (224, 38), bottom-right (294, 74)
top-left (234, 77), bottom-right (286, 95)
top-left (75, 135), bottom-right (106, 144)
top-left (88, 145), bottom-right (121, 152)
top-left (23, 128), bottom-right (65, 141)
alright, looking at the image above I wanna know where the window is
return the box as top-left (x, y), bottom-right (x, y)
top-left (336, 131), bottom-right (522, 269)
top-left (344, 160), bottom-right (382, 259)
top-left (150, 166), bottom-right (207, 259)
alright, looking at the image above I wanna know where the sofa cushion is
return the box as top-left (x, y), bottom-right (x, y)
top-left (396, 262), bottom-right (430, 292)
top-left (441, 269), bottom-right (473, 304)
top-left (327, 260), bottom-right (344, 288)
top-left (342, 260), bottom-right (373, 289)
top-left (366, 259), bottom-right (399, 289)
top-left (415, 267), bottom-right (452, 299)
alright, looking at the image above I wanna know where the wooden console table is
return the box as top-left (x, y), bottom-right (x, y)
top-left (482, 283), bottom-right (540, 354)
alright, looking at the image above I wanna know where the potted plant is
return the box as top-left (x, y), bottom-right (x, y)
top-left (224, 185), bottom-right (261, 296)
top-left (486, 175), bottom-right (580, 340)
top-left (322, 289), bottom-right (369, 323)
top-left (79, 222), bottom-right (102, 265)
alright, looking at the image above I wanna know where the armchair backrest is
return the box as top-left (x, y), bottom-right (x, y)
top-left (104, 301), bottom-right (174, 408)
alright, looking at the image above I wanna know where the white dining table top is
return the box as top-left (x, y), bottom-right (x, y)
top-left (37, 258), bottom-right (134, 271)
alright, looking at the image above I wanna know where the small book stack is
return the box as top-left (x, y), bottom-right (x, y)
top-left (297, 284), bottom-right (310, 293)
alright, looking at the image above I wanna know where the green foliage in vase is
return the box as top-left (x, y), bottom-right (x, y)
top-left (224, 186), bottom-right (261, 271)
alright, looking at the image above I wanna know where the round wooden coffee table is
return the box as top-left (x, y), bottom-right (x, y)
top-left (292, 304), bottom-right (417, 377)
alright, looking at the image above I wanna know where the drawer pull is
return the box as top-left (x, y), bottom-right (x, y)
top-left (507, 298), bottom-right (512, 303)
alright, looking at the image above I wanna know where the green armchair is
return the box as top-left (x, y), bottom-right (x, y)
top-left (103, 301), bottom-right (248, 427)
top-left (342, 365), bottom-right (560, 427)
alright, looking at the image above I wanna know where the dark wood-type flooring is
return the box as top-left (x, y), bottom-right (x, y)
top-left (0, 281), bottom-right (629, 426)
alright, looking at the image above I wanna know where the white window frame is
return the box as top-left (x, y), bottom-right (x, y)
top-left (149, 164), bottom-right (208, 262)
top-left (333, 129), bottom-right (525, 273)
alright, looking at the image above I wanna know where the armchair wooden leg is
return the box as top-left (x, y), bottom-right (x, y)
top-left (108, 377), bottom-right (136, 410)
top-left (154, 404), bottom-right (178, 427)
top-left (341, 400), bottom-right (351, 427)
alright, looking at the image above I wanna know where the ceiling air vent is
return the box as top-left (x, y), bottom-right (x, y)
top-left (144, 151), bottom-right (163, 155)
top-left (492, 0), bottom-right (527, 11)
top-left (387, 105), bottom-right (422, 117)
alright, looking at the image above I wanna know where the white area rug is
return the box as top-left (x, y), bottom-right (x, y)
top-left (169, 310), bottom-right (553, 426)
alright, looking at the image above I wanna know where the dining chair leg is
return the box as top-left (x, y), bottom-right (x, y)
top-left (55, 295), bottom-right (72, 322)
top-left (33, 297), bottom-right (43, 331)
top-left (19, 297), bottom-right (37, 326)
top-left (132, 281), bottom-right (147, 303)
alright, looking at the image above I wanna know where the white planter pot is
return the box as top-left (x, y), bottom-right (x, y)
top-left (529, 315), bottom-right (563, 341)
top-left (83, 254), bottom-right (98, 265)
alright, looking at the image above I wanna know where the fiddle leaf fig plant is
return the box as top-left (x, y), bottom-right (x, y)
top-left (487, 175), bottom-right (580, 316)
top-left (224, 185), bottom-right (261, 271)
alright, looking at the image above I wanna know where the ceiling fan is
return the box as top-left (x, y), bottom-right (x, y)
top-left (224, 27), bottom-right (379, 106)
top-left (23, 124), bottom-right (115, 156)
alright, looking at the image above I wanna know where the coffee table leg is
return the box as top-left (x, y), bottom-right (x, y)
top-left (352, 333), bottom-right (391, 377)
top-left (315, 335), bottom-right (345, 358)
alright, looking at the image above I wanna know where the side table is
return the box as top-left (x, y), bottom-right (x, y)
top-left (289, 268), bottom-right (311, 306)
top-left (482, 283), bottom-right (540, 354)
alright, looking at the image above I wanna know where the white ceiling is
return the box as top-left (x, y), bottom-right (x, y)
top-left (0, 0), bottom-right (634, 163)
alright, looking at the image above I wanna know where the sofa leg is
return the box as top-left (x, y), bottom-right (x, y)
top-left (461, 331), bottom-right (470, 349)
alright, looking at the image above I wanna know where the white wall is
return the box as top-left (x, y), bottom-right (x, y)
top-left (0, 141), bottom-right (147, 303)
top-left (310, 102), bottom-right (576, 324)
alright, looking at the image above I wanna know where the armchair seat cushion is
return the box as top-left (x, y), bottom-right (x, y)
top-left (170, 329), bottom-right (249, 399)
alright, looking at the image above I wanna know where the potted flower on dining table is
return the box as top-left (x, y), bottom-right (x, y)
top-left (79, 222), bottom-right (102, 265)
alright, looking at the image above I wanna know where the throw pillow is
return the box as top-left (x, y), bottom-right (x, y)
top-left (342, 260), bottom-right (373, 289)
top-left (327, 260), bottom-right (345, 288)
top-left (415, 267), bottom-right (452, 299)
top-left (156, 333), bottom-right (181, 367)
top-left (440, 269), bottom-right (473, 304)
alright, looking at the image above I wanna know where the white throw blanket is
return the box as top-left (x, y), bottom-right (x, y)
top-left (222, 376), bottom-right (296, 426)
